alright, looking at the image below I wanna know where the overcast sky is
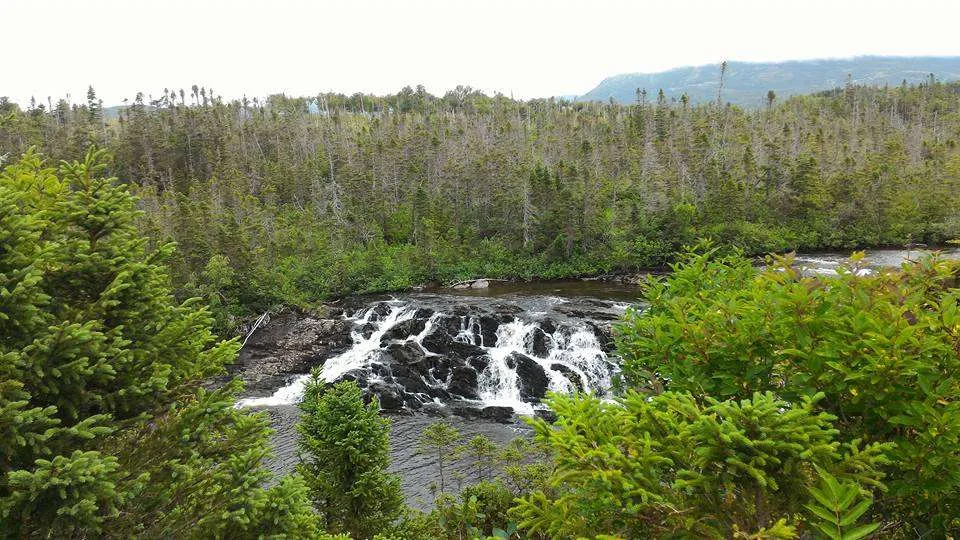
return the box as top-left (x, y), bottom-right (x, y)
top-left (4, 0), bottom-right (960, 106)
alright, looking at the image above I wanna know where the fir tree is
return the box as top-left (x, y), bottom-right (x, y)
top-left (296, 378), bottom-right (405, 539)
top-left (0, 149), bottom-right (320, 538)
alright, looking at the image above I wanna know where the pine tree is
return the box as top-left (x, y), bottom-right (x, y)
top-left (0, 149), bottom-right (320, 538)
top-left (418, 420), bottom-right (462, 495)
top-left (296, 378), bottom-right (405, 539)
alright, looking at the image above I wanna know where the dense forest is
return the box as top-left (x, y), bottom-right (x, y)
top-left (2, 80), bottom-right (960, 538)
top-left (2, 81), bottom-right (960, 329)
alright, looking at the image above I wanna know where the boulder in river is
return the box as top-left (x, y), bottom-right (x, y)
top-left (447, 365), bottom-right (480, 399)
top-left (480, 406), bottom-right (515, 423)
top-left (506, 352), bottom-right (549, 401)
top-left (380, 318), bottom-right (428, 344)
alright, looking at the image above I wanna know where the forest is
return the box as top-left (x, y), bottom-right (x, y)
top-left (1, 80), bottom-right (959, 539)
top-left (2, 81), bottom-right (959, 328)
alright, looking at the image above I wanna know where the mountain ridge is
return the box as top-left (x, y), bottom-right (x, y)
top-left (580, 55), bottom-right (960, 105)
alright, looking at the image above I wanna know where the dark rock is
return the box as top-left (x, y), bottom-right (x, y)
top-left (534, 409), bottom-right (558, 423)
top-left (480, 406), bottom-right (515, 423)
top-left (491, 302), bottom-right (524, 316)
top-left (551, 363), bottom-right (584, 391)
top-left (380, 318), bottom-right (428, 344)
top-left (555, 303), bottom-right (619, 321)
top-left (366, 382), bottom-right (405, 410)
top-left (506, 352), bottom-right (549, 401)
top-left (425, 386), bottom-right (451, 400)
top-left (477, 316), bottom-right (500, 347)
top-left (369, 303), bottom-right (393, 321)
top-left (421, 402), bottom-right (451, 417)
top-left (528, 327), bottom-right (552, 357)
top-left (421, 331), bottom-right (484, 358)
top-left (229, 310), bottom-right (354, 394)
top-left (447, 366), bottom-right (479, 399)
top-left (385, 342), bottom-right (428, 365)
top-left (539, 318), bottom-right (557, 335)
top-left (340, 369), bottom-right (370, 386)
top-left (358, 322), bottom-right (377, 339)
top-left (586, 321), bottom-right (615, 351)
top-left (432, 315), bottom-right (464, 338)
top-left (450, 404), bottom-right (483, 420)
top-left (430, 363), bottom-right (451, 382)
top-left (467, 355), bottom-right (490, 372)
top-left (277, 318), bottom-right (353, 350)
top-left (393, 375), bottom-right (432, 395)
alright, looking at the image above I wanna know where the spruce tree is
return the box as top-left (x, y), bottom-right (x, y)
top-left (0, 149), bottom-right (321, 538)
top-left (296, 378), bottom-right (405, 539)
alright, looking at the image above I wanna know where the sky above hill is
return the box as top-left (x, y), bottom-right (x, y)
top-left (5, 0), bottom-right (960, 106)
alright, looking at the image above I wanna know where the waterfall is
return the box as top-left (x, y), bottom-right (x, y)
top-left (238, 297), bottom-right (622, 412)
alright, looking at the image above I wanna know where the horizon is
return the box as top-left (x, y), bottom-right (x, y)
top-left (5, 0), bottom-right (960, 108)
top-left (9, 53), bottom-right (960, 109)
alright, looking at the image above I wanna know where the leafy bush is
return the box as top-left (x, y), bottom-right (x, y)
top-left (616, 245), bottom-right (960, 533)
top-left (511, 390), bottom-right (887, 538)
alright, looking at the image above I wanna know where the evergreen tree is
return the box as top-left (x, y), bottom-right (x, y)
top-left (418, 420), bottom-right (462, 495)
top-left (296, 378), bottom-right (405, 539)
top-left (0, 149), bottom-right (320, 538)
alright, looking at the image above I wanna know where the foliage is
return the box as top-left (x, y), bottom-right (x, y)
top-left (4, 82), bottom-right (960, 328)
top-left (615, 246), bottom-right (960, 534)
top-left (804, 469), bottom-right (879, 540)
top-left (510, 389), bottom-right (887, 538)
top-left (296, 378), bottom-right (405, 539)
top-left (0, 150), bottom-right (319, 538)
top-left (456, 435), bottom-right (500, 483)
top-left (417, 420), bottom-right (462, 495)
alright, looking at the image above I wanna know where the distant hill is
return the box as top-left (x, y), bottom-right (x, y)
top-left (579, 56), bottom-right (960, 106)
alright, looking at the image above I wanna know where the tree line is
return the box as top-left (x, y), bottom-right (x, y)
top-left (2, 80), bottom-right (959, 329)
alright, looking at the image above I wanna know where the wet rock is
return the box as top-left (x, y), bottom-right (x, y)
top-left (369, 303), bottom-right (393, 321)
top-left (392, 375), bottom-right (432, 395)
top-left (450, 404), bottom-right (483, 420)
top-left (528, 327), bottom-right (552, 357)
top-left (477, 316), bottom-right (500, 347)
top-left (358, 322), bottom-right (377, 339)
top-left (480, 406), bottom-right (515, 423)
top-left (380, 318), bottom-right (428, 344)
top-left (551, 363), bottom-right (584, 391)
top-left (555, 303), bottom-right (620, 321)
top-left (467, 355), bottom-right (490, 372)
top-left (421, 331), bottom-right (485, 359)
top-left (447, 366), bottom-right (479, 399)
top-left (421, 402), bottom-right (451, 417)
top-left (586, 321), bottom-right (615, 351)
top-left (366, 382), bottom-right (405, 411)
top-left (506, 352), bottom-right (549, 401)
top-left (472, 279), bottom-right (490, 289)
top-left (534, 409), bottom-right (558, 423)
top-left (425, 386), bottom-right (451, 400)
top-left (492, 302), bottom-right (524, 316)
top-left (385, 342), bottom-right (428, 365)
top-left (539, 318), bottom-right (557, 335)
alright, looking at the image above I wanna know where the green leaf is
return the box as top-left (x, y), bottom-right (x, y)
top-left (840, 522), bottom-right (880, 540)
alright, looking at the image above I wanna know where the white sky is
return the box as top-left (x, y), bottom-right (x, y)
top-left (4, 0), bottom-right (960, 106)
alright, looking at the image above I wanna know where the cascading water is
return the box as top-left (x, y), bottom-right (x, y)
top-left (238, 301), bottom-right (414, 407)
top-left (238, 294), bottom-right (625, 413)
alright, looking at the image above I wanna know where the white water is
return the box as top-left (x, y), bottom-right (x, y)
top-left (238, 299), bottom-right (621, 413)
top-left (237, 302), bottom-right (414, 407)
